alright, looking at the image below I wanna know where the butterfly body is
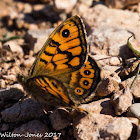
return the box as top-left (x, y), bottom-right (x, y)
top-left (18, 15), bottom-right (101, 109)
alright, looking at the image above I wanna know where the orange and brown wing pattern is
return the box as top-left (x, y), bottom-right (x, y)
top-left (29, 15), bottom-right (88, 78)
top-left (30, 76), bottom-right (74, 106)
top-left (26, 56), bottom-right (101, 107)
top-left (18, 15), bottom-right (102, 108)
top-left (67, 55), bottom-right (101, 105)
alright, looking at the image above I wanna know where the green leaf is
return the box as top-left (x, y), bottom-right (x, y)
top-left (0, 32), bottom-right (21, 43)
top-left (127, 36), bottom-right (140, 56)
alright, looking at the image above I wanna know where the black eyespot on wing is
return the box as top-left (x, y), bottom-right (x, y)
top-left (84, 70), bottom-right (91, 75)
top-left (62, 29), bottom-right (70, 37)
top-left (83, 80), bottom-right (89, 86)
top-left (74, 87), bottom-right (84, 95)
top-left (77, 89), bottom-right (81, 93)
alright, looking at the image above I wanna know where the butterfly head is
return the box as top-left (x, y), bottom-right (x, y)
top-left (17, 74), bottom-right (28, 88)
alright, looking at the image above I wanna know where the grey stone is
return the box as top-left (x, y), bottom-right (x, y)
top-left (0, 84), bottom-right (24, 103)
top-left (122, 75), bottom-right (140, 98)
top-left (127, 103), bottom-right (140, 119)
top-left (1, 98), bottom-right (45, 123)
top-left (24, 28), bottom-right (54, 53)
top-left (73, 113), bottom-right (133, 140)
top-left (13, 120), bottom-right (49, 140)
top-left (79, 98), bottom-right (115, 116)
top-left (54, 0), bottom-right (77, 13)
top-left (111, 87), bottom-right (133, 115)
top-left (49, 109), bottom-right (72, 131)
top-left (88, 26), bottom-right (132, 58)
top-left (83, 4), bottom-right (140, 41)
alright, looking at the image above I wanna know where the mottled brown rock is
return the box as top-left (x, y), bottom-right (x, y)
top-left (1, 124), bottom-right (9, 132)
top-left (88, 26), bottom-right (132, 58)
top-left (23, 3), bottom-right (32, 14)
top-left (128, 117), bottom-right (139, 127)
top-left (127, 103), bottom-right (140, 119)
top-left (13, 120), bottom-right (49, 140)
top-left (0, 84), bottom-right (24, 103)
top-left (127, 117), bottom-right (139, 140)
top-left (2, 74), bottom-right (16, 82)
top-left (103, 65), bottom-right (121, 74)
top-left (96, 70), bottom-right (120, 97)
top-left (79, 98), bottom-right (115, 116)
top-left (129, 38), bottom-right (140, 57)
top-left (105, 0), bottom-right (140, 9)
top-left (23, 0), bottom-right (50, 3)
top-left (0, 1), bottom-right (9, 18)
top-left (3, 39), bottom-right (24, 58)
top-left (119, 58), bottom-right (140, 79)
top-left (0, 79), bottom-right (6, 89)
top-left (1, 98), bottom-right (45, 123)
top-left (73, 113), bottom-right (133, 140)
top-left (111, 87), bottom-right (133, 115)
top-left (83, 4), bottom-right (140, 43)
top-left (24, 28), bottom-right (54, 53)
top-left (71, 0), bottom-right (91, 16)
top-left (22, 57), bottom-right (35, 68)
top-left (137, 120), bottom-right (140, 140)
top-left (33, 4), bottom-right (45, 11)
top-left (54, 0), bottom-right (77, 13)
top-left (49, 109), bottom-right (72, 131)
top-left (16, 2), bottom-right (24, 12)
top-left (91, 55), bottom-right (110, 66)
top-left (109, 57), bottom-right (121, 66)
top-left (122, 75), bottom-right (140, 98)
top-left (15, 18), bottom-right (24, 29)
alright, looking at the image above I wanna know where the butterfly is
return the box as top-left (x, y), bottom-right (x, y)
top-left (18, 15), bottom-right (101, 109)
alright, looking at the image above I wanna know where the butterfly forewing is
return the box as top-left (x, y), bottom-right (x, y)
top-left (29, 15), bottom-right (88, 79)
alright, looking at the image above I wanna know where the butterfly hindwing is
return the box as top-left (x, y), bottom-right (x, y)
top-left (27, 76), bottom-right (74, 107)
top-left (29, 15), bottom-right (88, 78)
top-left (66, 55), bottom-right (101, 105)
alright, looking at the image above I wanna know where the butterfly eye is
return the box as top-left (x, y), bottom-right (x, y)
top-left (83, 80), bottom-right (89, 86)
top-left (84, 70), bottom-right (91, 75)
top-left (62, 29), bottom-right (70, 37)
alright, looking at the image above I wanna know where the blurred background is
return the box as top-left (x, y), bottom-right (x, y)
top-left (0, 0), bottom-right (140, 40)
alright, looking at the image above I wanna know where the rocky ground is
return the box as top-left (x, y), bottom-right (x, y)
top-left (0, 0), bottom-right (140, 140)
